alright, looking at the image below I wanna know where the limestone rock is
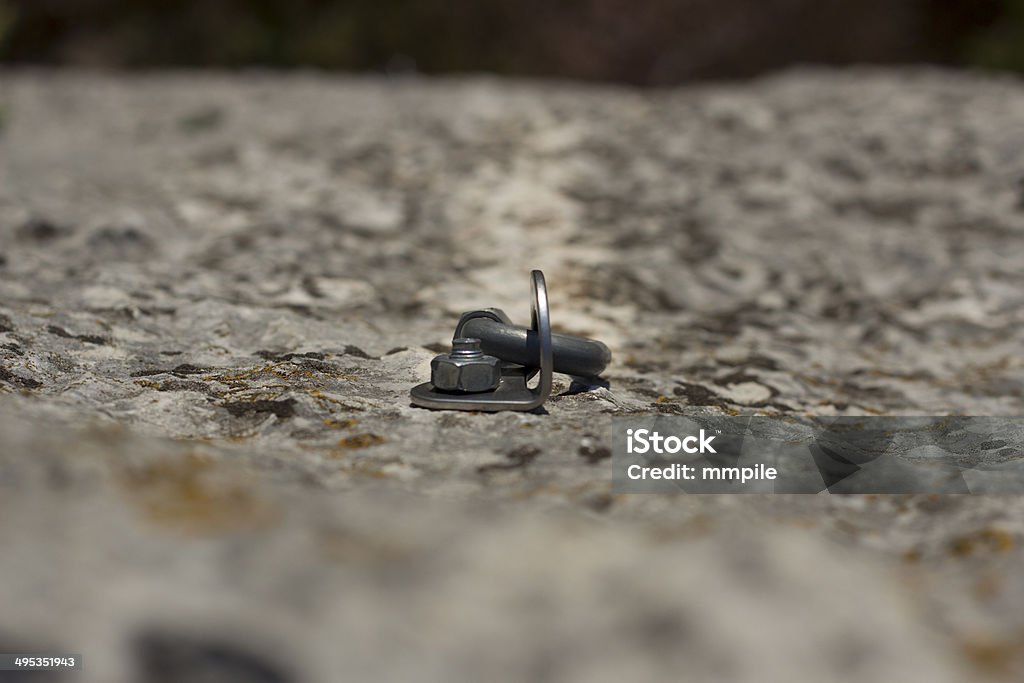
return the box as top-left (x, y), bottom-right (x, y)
top-left (1, 69), bottom-right (1023, 681)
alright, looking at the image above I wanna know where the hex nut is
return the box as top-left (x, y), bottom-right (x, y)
top-left (431, 353), bottom-right (502, 393)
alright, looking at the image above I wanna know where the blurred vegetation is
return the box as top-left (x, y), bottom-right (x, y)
top-left (968, 0), bottom-right (1024, 72)
top-left (0, 1), bottom-right (14, 48)
top-left (0, 0), bottom-right (1021, 83)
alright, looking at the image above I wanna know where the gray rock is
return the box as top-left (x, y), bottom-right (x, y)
top-left (0, 69), bottom-right (1023, 681)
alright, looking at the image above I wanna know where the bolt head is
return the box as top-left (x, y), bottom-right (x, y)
top-left (431, 352), bottom-right (501, 393)
top-left (450, 337), bottom-right (484, 357)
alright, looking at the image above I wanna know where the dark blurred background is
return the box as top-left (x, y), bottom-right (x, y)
top-left (1, 0), bottom-right (1023, 84)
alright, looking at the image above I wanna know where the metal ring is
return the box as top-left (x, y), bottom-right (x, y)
top-left (453, 283), bottom-right (610, 378)
top-left (409, 270), bottom-right (553, 411)
top-left (530, 269), bottom-right (553, 404)
top-left (456, 314), bottom-right (610, 377)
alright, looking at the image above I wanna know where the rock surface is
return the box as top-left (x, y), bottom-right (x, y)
top-left (0, 69), bottom-right (1023, 681)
